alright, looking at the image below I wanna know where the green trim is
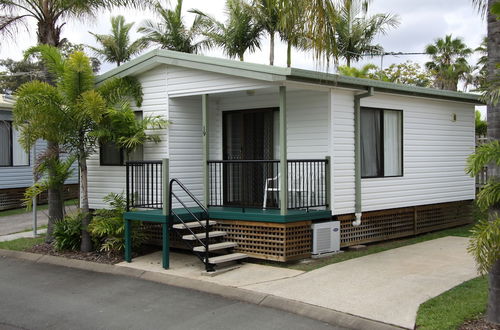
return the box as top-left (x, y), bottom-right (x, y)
top-left (96, 49), bottom-right (482, 104)
top-left (124, 207), bottom-right (331, 223)
top-left (162, 158), bottom-right (169, 216)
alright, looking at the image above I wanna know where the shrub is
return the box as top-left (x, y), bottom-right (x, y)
top-left (88, 192), bottom-right (146, 253)
top-left (53, 212), bottom-right (83, 251)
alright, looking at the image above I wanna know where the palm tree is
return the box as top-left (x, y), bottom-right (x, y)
top-left (277, 0), bottom-right (310, 67)
top-left (0, 0), bottom-right (149, 241)
top-left (191, 0), bottom-right (263, 61)
top-left (337, 63), bottom-right (378, 78)
top-left (246, 0), bottom-right (280, 65)
top-left (470, 0), bottom-right (500, 325)
top-left (333, 0), bottom-right (399, 67)
top-left (89, 15), bottom-right (146, 66)
top-left (424, 34), bottom-right (473, 91)
top-left (15, 45), bottom-right (165, 252)
top-left (139, 0), bottom-right (207, 53)
top-left (474, 37), bottom-right (489, 89)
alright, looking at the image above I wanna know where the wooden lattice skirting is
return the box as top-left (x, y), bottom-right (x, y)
top-left (336, 200), bottom-right (473, 247)
top-left (213, 220), bottom-right (312, 262)
top-left (0, 184), bottom-right (79, 211)
top-left (140, 200), bottom-right (473, 262)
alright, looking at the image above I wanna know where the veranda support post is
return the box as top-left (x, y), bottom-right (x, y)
top-left (279, 86), bottom-right (288, 216)
top-left (202, 94), bottom-right (209, 208)
top-left (162, 158), bottom-right (170, 269)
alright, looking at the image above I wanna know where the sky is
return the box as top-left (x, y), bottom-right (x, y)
top-left (0, 0), bottom-right (487, 112)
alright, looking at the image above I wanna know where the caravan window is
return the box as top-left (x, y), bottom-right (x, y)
top-left (361, 108), bottom-right (403, 178)
top-left (0, 121), bottom-right (29, 167)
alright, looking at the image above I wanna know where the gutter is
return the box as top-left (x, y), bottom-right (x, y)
top-left (353, 87), bottom-right (374, 226)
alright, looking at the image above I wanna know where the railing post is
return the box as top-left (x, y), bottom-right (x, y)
top-left (202, 94), bottom-right (209, 208)
top-left (126, 162), bottom-right (130, 212)
top-left (325, 156), bottom-right (331, 210)
top-left (162, 158), bottom-right (170, 216)
top-left (279, 86), bottom-right (288, 215)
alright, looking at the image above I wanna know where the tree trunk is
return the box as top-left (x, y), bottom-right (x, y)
top-left (489, 259), bottom-right (500, 324)
top-left (486, 0), bottom-right (500, 324)
top-left (346, 56), bottom-right (351, 68)
top-left (287, 42), bottom-right (292, 68)
top-left (79, 147), bottom-right (92, 252)
top-left (239, 54), bottom-right (244, 61)
top-left (269, 33), bottom-right (275, 66)
top-left (45, 141), bottom-right (64, 243)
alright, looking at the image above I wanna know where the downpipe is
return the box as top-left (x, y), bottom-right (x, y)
top-left (353, 87), bottom-right (374, 227)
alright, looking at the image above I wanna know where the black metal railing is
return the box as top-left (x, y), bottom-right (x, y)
top-left (126, 161), bottom-right (163, 211)
top-left (169, 178), bottom-right (213, 272)
top-left (207, 159), bottom-right (329, 210)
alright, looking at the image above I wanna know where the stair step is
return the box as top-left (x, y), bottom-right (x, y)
top-left (208, 253), bottom-right (248, 264)
top-left (182, 231), bottom-right (227, 241)
top-left (173, 220), bottom-right (216, 230)
top-left (193, 242), bottom-right (238, 252)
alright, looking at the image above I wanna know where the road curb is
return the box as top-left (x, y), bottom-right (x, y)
top-left (0, 249), bottom-right (404, 330)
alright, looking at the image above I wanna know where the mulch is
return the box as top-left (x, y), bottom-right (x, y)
top-left (26, 243), bottom-right (125, 264)
top-left (25, 243), bottom-right (161, 265)
top-left (458, 318), bottom-right (500, 330)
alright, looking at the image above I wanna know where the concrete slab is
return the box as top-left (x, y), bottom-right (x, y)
top-left (244, 236), bottom-right (478, 329)
top-left (0, 204), bottom-right (77, 236)
top-left (0, 228), bottom-right (47, 242)
top-left (116, 251), bottom-right (304, 287)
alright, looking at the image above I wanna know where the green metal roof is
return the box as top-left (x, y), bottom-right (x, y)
top-left (96, 49), bottom-right (482, 104)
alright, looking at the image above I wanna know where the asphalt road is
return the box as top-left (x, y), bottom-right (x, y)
top-left (0, 257), bottom-right (344, 330)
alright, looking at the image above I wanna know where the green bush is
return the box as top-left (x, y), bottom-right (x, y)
top-left (88, 192), bottom-right (146, 253)
top-left (53, 213), bottom-right (83, 251)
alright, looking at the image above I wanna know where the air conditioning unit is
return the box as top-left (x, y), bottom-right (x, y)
top-left (312, 221), bottom-right (340, 255)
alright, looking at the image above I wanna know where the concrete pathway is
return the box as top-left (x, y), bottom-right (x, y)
top-left (117, 236), bottom-right (478, 329)
top-left (0, 228), bottom-right (47, 242)
top-left (0, 204), bottom-right (77, 235)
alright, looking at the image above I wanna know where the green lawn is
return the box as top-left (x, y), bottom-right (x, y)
top-left (0, 199), bottom-right (78, 218)
top-left (278, 224), bottom-right (473, 272)
top-left (415, 276), bottom-right (488, 330)
top-left (0, 236), bottom-right (45, 251)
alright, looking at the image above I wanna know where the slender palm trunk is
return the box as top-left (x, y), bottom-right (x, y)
top-left (78, 145), bottom-right (92, 252)
top-left (239, 54), bottom-right (244, 61)
top-left (287, 41), bottom-right (292, 68)
top-left (486, 0), bottom-right (500, 324)
top-left (46, 143), bottom-right (64, 243)
top-left (269, 33), bottom-right (275, 66)
top-left (346, 56), bottom-right (351, 68)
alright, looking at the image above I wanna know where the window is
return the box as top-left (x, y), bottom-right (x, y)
top-left (361, 108), bottom-right (402, 178)
top-left (100, 141), bottom-right (124, 166)
top-left (99, 111), bottom-right (143, 166)
top-left (0, 121), bottom-right (29, 167)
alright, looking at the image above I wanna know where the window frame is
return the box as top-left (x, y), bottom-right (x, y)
top-left (360, 107), bottom-right (404, 179)
top-left (0, 120), bottom-right (30, 168)
top-left (99, 141), bottom-right (125, 166)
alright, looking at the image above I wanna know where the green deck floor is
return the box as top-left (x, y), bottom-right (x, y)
top-left (124, 207), bottom-right (332, 223)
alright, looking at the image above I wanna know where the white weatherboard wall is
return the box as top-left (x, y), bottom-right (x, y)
top-left (331, 89), bottom-right (475, 215)
top-left (88, 67), bottom-right (168, 209)
top-left (166, 66), bottom-right (272, 97)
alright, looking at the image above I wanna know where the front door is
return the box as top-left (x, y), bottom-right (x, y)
top-left (223, 108), bottom-right (278, 207)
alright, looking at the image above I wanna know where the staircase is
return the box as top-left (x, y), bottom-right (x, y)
top-left (169, 179), bottom-right (247, 272)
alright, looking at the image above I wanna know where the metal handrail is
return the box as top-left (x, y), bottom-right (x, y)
top-left (168, 178), bottom-right (211, 270)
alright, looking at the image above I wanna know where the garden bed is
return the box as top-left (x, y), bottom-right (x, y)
top-left (25, 242), bottom-right (160, 265)
top-left (458, 318), bottom-right (500, 330)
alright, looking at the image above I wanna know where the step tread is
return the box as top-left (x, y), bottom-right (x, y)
top-left (173, 220), bottom-right (216, 230)
top-left (182, 231), bottom-right (227, 241)
top-left (209, 253), bottom-right (247, 264)
top-left (193, 242), bottom-right (238, 252)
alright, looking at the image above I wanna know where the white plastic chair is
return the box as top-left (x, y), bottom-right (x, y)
top-left (262, 173), bottom-right (310, 209)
